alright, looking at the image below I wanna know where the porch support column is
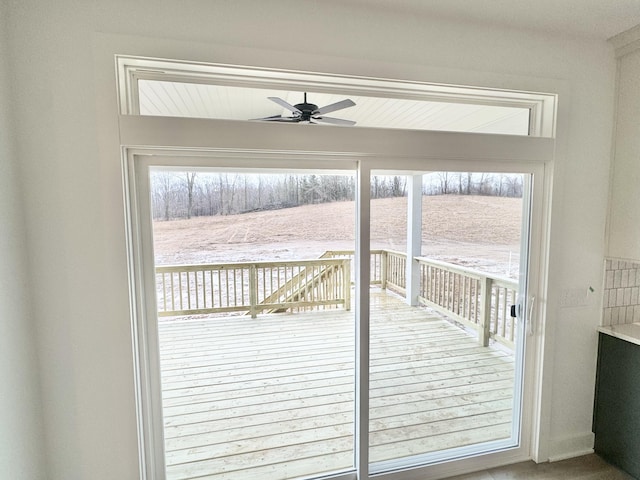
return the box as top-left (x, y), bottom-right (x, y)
top-left (406, 175), bottom-right (422, 306)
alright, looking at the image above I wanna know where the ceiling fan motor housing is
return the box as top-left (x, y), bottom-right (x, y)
top-left (294, 102), bottom-right (319, 121)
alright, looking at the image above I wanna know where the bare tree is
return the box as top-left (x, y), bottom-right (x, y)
top-left (201, 178), bottom-right (220, 215)
top-left (184, 172), bottom-right (197, 219)
top-left (477, 173), bottom-right (494, 195)
top-left (437, 172), bottom-right (451, 194)
top-left (152, 172), bottom-right (178, 220)
top-left (504, 175), bottom-right (523, 197)
top-left (390, 176), bottom-right (405, 197)
top-left (225, 174), bottom-right (239, 214)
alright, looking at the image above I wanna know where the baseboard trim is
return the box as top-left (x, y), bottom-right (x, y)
top-left (547, 432), bottom-right (595, 462)
top-left (548, 448), bottom-right (594, 463)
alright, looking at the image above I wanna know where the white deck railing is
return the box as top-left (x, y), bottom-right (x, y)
top-left (322, 249), bottom-right (518, 349)
top-left (155, 249), bottom-right (518, 349)
top-left (156, 258), bottom-right (350, 318)
top-left (415, 256), bottom-right (518, 349)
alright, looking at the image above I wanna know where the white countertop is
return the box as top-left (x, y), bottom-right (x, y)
top-left (598, 322), bottom-right (640, 346)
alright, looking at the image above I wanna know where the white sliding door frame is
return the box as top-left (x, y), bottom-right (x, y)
top-left (356, 163), bottom-right (372, 478)
top-left (124, 151), bottom-right (362, 480)
top-left (121, 112), bottom-right (553, 480)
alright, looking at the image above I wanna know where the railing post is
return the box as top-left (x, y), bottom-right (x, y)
top-left (479, 276), bottom-right (492, 347)
top-left (406, 175), bottom-right (422, 306)
top-left (343, 259), bottom-right (351, 311)
top-left (249, 264), bottom-right (258, 318)
top-left (381, 250), bottom-right (387, 290)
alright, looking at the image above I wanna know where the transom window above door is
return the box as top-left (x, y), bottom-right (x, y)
top-left (117, 56), bottom-right (556, 137)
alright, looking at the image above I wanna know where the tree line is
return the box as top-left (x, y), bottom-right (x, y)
top-left (150, 172), bottom-right (523, 220)
top-left (423, 172), bottom-right (523, 197)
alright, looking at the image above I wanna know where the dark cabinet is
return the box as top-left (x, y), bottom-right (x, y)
top-left (593, 332), bottom-right (640, 479)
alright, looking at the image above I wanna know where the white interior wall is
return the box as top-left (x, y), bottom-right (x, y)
top-left (0, 2), bottom-right (45, 479)
top-left (4, 1), bottom-right (616, 478)
top-left (607, 46), bottom-right (640, 260)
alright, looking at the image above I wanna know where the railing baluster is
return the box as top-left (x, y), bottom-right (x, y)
top-left (233, 269), bottom-right (238, 306)
top-left (467, 277), bottom-right (472, 322)
top-left (194, 270), bottom-right (199, 309)
top-left (216, 270), bottom-right (223, 308)
top-left (430, 265), bottom-right (434, 301)
top-left (442, 269), bottom-right (447, 309)
top-left (211, 270), bottom-right (215, 308)
top-left (462, 276), bottom-right (467, 319)
top-left (468, 278), bottom-right (472, 324)
top-left (161, 273), bottom-right (167, 312)
top-left (223, 269), bottom-right (229, 308)
top-left (498, 287), bottom-right (503, 335)
top-left (433, 267), bottom-right (437, 303)
top-left (249, 264), bottom-right (257, 318)
top-left (170, 272), bottom-right (175, 311)
top-left (447, 270), bottom-right (452, 311)
top-left (381, 251), bottom-right (387, 289)
top-left (443, 269), bottom-right (448, 309)
top-left (284, 266), bottom-right (289, 304)
top-left (479, 277), bottom-right (492, 347)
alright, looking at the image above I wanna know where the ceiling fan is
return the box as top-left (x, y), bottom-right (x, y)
top-left (255, 93), bottom-right (356, 126)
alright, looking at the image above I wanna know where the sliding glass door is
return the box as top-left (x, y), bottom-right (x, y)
top-left (127, 150), bottom-right (542, 480)
top-left (147, 168), bottom-right (358, 480)
top-left (367, 171), bottom-right (531, 474)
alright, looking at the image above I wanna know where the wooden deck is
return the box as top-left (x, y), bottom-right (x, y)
top-left (158, 291), bottom-right (515, 480)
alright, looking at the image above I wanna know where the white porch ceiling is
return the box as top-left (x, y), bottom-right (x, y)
top-left (138, 80), bottom-right (531, 135)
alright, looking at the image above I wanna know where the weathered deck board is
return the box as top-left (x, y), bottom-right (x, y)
top-left (158, 291), bottom-right (515, 480)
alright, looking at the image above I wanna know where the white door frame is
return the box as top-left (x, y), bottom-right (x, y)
top-left (122, 115), bottom-right (552, 479)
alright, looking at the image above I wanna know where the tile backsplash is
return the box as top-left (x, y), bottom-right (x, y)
top-left (602, 258), bottom-right (640, 326)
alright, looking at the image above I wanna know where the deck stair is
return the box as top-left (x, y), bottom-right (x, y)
top-left (257, 252), bottom-right (349, 313)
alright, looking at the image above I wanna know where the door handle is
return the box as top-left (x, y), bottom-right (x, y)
top-left (526, 296), bottom-right (536, 336)
top-left (511, 297), bottom-right (535, 335)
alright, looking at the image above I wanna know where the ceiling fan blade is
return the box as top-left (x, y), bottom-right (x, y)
top-left (314, 99), bottom-right (356, 115)
top-left (252, 115), bottom-right (283, 121)
top-left (312, 116), bottom-right (356, 126)
top-left (268, 97), bottom-right (302, 114)
top-left (252, 115), bottom-right (300, 122)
